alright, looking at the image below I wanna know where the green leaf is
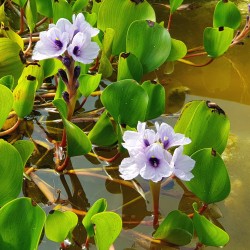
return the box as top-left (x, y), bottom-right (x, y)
top-left (0, 22), bottom-right (24, 50)
top-left (117, 52), bottom-right (143, 82)
top-left (0, 84), bottom-right (13, 130)
top-left (97, 0), bottom-right (155, 55)
top-left (91, 211), bottom-right (122, 250)
top-left (185, 148), bottom-right (231, 204)
top-left (153, 210), bottom-right (193, 246)
top-left (72, 0), bottom-right (88, 13)
top-left (166, 38), bottom-right (187, 61)
top-left (53, 0), bottom-right (73, 23)
top-left (0, 38), bottom-right (25, 82)
top-left (98, 28), bottom-right (115, 78)
top-left (25, 0), bottom-right (37, 33)
top-left (54, 77), bottom-right (66, 100)
top-left (40, 58), bottom-right (64, 79)
top-left (13, 75), bottom-right (37, 119)
top-left (0, 140), bottom-right (24, 206)
top-left (20, 63), bottom-right (44, 89)
top-left (45, 210), bottom-right (78, 242)
top-left (88, 111), bottom-right (117, 146)
top-left (203, 27), bottom-right (234, 58)
top-left (98, 54), bottom-right (113, 78)
top-left (141, 80), bottom-right (165, 120)
top-left (170, 0), bottom-right (184, 13)
top-left (126, 20), bottom-right (171, 73)
top-left (213, 0), bottom-right (242, 30)
top-left (174, 100), bottom-right (230, 156)
top-left (11, 0), bottom-right (27, 8)
top-left (53, 99), bottom-right (92, 156)
top-left (36, 0), bottom-right (53, 17)
top-left (0, 75), bottom-right (14, 90)
top-left (0, 197), bottom-right (46, 249)
top-left (192, 203), bottom-right (230, 246)
top-left (13, 140), bottom-right (34, 166)
top-left (82, 198), bottom-right (107, 237)
top-left (78, 73), bottom-right (101, 97)
top-left (101, 79), bottom-right (148, 127)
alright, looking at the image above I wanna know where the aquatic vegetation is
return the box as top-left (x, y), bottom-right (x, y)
top-left (0, 0), bottom-right (249, 249)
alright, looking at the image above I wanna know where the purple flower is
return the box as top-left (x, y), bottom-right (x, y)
top-left (67, 32), bottom-right (100, 64)
top-left (32, 27), bottom-right (69, 60)
top-left (169, 146), bottom-right (195, 181)
top-left (122, 121), bottom-right (158, 155)
top-left (120, 143), bottom-right (173, 183)
top-left (155, 122), bottom-right (191, 149)
top-left (49, 18), bottom-right (74, 41)
top-left (72, 13), bottom-right (99, 37)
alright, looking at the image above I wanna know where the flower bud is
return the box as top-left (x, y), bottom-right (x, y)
top-left (58, 69), bottom-right (68, 84)
top-left (62, 91), bottom-right (69, 103)
top-left (62, 56), bottom-right (71, 68)
top-left (73, 65), bottom-right (81, 83)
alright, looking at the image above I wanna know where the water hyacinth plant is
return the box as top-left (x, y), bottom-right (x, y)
top-left (0, 0), bottom-right (249, 249)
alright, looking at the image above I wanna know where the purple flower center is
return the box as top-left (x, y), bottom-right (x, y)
top-left (73, 46), bottom-right (81, 56)
top-left (149, 157), bottom-right (160, 168)
top-left (144, 139), bottom-right (150, 147)
top-left (54, 39), bottom-right (63, 49)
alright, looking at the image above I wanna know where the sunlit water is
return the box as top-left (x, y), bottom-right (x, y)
top-left (23, 1), bottom-right (250, 249)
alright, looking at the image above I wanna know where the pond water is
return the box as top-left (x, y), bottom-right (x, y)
top-left (20, 1), bottom-right (250, 250)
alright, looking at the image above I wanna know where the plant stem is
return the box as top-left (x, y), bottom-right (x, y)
top-left (149, 180), bottom-right (161, 228)
top-left (178, 58), bottom-right (214, 67)
top-left (0, 118), bottom-right (22, 137)
top-left (167, 13), bottom-right (172, 31)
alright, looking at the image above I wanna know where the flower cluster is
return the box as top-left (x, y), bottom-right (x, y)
top-left (32, 13), bottom-right (100, 64)
top-left (119, 122), bottom-right (195, 183)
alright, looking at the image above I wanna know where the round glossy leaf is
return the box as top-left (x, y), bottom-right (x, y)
top-left (174, 100), bottom-right (230, 156)
top-left (170, 0), bottom-right (184, 13)
top-left (82, 198), bottom-right (107, 237)
top-left (193, 203), bottom-right (229, 246)
top-left (88, 111), bottom-right (117, 146)
top-left (45, 210), bottom-right (78, 242)
top-left (141, 80), bottom-right (165, 120)
top-left (185, 148), bottom-right (230, 204)
top-left (0, 38), bottom-right (25, 82)
top-left (91, 211), bottom-right (122, 250)
top-left (0, 197), bottom-right (46, 249)
top-left (0, 75), bottom-right (14, 89)
top-left (101, 79), bottom-right (148, 127)
top-left (53, 99), bottom-right (92, 156)
top-left (126, 20), bottom-right (171, 73)
top-left (0, 84), bottom-right (13, 130)
top-left (97, 0), bottom-right (155, 55)
top-left (213, 0), bottom-right (241, 30)
top-left (153, 210), bottom-right (193, 245)
top-left (13, 76), bottom-right (37, 119)
top-left (166, 38), bottom-right (187, 61)
top-left (78, 73), bottom-right (101, 97)
top-left (40, 58), bottom-right (64, 79)
top-left (117, 52), bottom-right (143, 82)
top-left (0, 140), bottom-right (24, 206)
top-left (36, 0), bottom-right (53, 17)
top-left (13, 140), bottom-right (34, 166)
top-left (53, 0), bottom-right (73, 23)
top-left (203, 27), bottom-right (234, 58)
